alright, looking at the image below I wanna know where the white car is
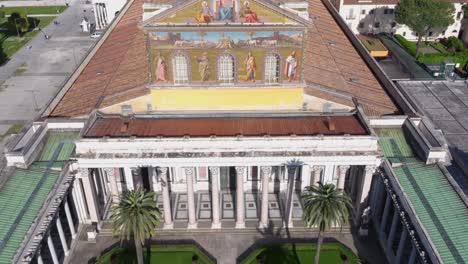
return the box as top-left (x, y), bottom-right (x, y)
top-left (90, 32), bottom-right (102, 39)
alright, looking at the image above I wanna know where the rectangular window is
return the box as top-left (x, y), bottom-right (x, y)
top-left (265, 54), bottom-right (280, 84)
top-left (457, 11), bottom-right (462, 20)
top-left (374, 22), bottom-right (380, 28)
top-left (358, 22), bottom-right (364, 28)
top-left (218, 55), bottom-right (234, 84)
top-left (172, 55), bottom-right (188, 84)
top-left (361, 9), bottom-right (366, 15)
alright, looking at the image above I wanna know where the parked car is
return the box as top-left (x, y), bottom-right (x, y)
top-left (90, 31), bottom-right (103, 39)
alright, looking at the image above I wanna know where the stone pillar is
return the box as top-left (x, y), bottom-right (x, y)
top-left (123, 167), bottom-right (134, 191)
top-left (235, 166), bottom-right (246, 228)
top-left (259, 166), bottom-right (272, 228)
top-left (337, 165), bottom-right (350, 190)
top-left (37, 253), bottom-right (44, 264)
top-left (312, 166), bottom-right (323, 186)
top-left (56, 215), bottom-right (69, 256)
top-left (379, 194), bottom-right (391, 235)
top-left (71, 182), bottom-right (87, 222)
top-left (64, 200), bottom-right (77, 239)
top-left (104, 168), bottom-right (119, 203)
top-left (158, 167), bottom-right (173, 229)
top-left (386, 210), bottom-right (399, 250)
top-left (408, 245), bottom-right (417, 264)
top-left (285, 166), bottom-right (298, 228)
top-left (80, 169), bottom-right (99, 222)
top-left (185, 167), bottom-right (197, 229)
top-left (396, 228), bottom-right (408, 262)
top-left (209, 167), bottom-right (221, 229)
top-left (47, 235), bottom-right (59, 264)
top-left (355, 166), bottom-right (376, 224)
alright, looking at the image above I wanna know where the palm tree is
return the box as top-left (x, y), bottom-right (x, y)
top-left (110, 189), bottom-right (161, 264)
top-left (301, 183), bottom-right (352, 264)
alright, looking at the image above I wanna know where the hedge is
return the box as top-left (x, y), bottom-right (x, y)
top-left (394, 34), bottom-right (468, 65)
top-left (394, 34), bottom-right (417, 56)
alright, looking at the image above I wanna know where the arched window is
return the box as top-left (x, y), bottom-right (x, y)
top-left (218, 53), bottom-right (235, 84)
top-left (264, 53), bottom-right (280, 84)
top-left (172, 53), bottom-right (189, 84)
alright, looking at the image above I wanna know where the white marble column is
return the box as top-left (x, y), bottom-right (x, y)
top-left (158, 167), bottom-right (173, 229)
top-left (185, 167), bottom-right (197, 229)
top-left (356, 166), bottom-right (376, 224)
top-left (80, 169), bottom-right (99, 222)
top-left (259, 166), bottom-right (272, 228)
top-left (56, 215), bottom-right (69, 256)
top-left (104, 168), bottom-right (119, 203)
top-left (64, 200), bottom-right (77, 239)
top-left (71, 182), bottom-right (87, 222)
top-left (47, 235), bottom-right (59, 264)
top-left (337, 165), bottom-right (350, 190)
top-left (285, 166), bottom-right (298, 228)
top-left (37, 253), bottom-right (44, 264)
top-left (123, 167), bottom-right (134, 191)
top-left (312, 165), bottom-right (323, 186)
top-left (209, 167), bottom-right (221, 228)
top-left (235, 166), bottom-right (246, 228)
top-left (396, 228), bottom-right (408, 262)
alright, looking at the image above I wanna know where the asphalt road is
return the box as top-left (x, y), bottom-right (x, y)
top-left (0, 0), bottom-right (98, 134)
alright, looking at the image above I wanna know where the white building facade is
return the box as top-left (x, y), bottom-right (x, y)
top-left (332, 0), bottom-right (466, 40)
top-left (92, 0), bottom-right (127, 30)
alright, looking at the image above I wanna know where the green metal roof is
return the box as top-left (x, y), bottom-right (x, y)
top-left (0, 168), bottom-right (60, 264)
top-left (38, 131), bottom-right (77, 162)
top-left (377, 128), bottom-right (468, 264)
top-left (0, 131), bottom-right (77, 263)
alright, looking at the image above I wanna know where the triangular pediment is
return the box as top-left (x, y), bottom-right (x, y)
top-left (143, 0), bottom-right (308, 27)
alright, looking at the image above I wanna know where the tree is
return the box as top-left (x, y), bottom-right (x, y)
top-left (7, 12), bottom-right (29, 36)
top-left (301, 183), bottom-right (352, 264)
top-left (110, 189), bottom-right (161, 264)
top-left (395, 0), bottom-right (455, 57)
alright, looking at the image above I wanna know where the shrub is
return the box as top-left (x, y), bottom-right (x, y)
top-left (445, 36), bottom-right (465, 52)
top-left (0, 11), bottom-right (5, 19)
top-left (394, 34), bottom-right (417, 56)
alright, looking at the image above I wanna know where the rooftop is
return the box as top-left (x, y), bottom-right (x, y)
top-left (46, 0), bottom-right (398, 118)
top-left (83, 113), bottom-right (369, 138)
top-left (376, 127), bottom-right (468, 264)
top-left (342, 0), bottom-right (468, 5)
top-left (0, 132), bottom-right (77, 263)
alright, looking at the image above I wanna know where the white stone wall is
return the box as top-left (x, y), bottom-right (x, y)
top-left (337, 2), bottom-right (465, 41)
top-left (92, 0), bottom-right (127, 30)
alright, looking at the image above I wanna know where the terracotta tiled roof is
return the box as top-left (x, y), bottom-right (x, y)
top-left (49, 0), bottom-right (149, 117)
top-left (304, 0), bottom-right (398, 116)
top-left (49, 0), bottom-right (399, 118)
top-left (84, 114), bottom-right (369, 138)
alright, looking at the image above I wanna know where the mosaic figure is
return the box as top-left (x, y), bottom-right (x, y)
top-left (197, 52), bottom-right (210, 81)
top-left (219, 0), bottom-right (234, 20)
top-left (244, 51), bottom-right (256, 82)
top-left (240, 1), bottom-right (259, 23)
top-left (196, 1), bottom-right (213, 23)
top-left (155, 52), bottom-right (167, 82)
top-left (285, 51), bottom-right (298, 81)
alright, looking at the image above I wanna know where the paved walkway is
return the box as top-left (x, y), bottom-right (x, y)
top-left (67, 224), bottom-right (388, 264)
top-left (0, 0), bottom-right (97, 128)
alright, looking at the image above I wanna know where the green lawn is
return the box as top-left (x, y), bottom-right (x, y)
top-left (0, 16), bottom-right (56, 63)
top-left (96, 245), bottom-right (214, 264)
top-left (0, 124), bottom-right (22, 141)
top-left (240, 243), bottom-right (359, 264)
top-left (0, 6), bottom-right (67, 15)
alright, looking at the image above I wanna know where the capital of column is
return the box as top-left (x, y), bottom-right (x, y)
top-left (157, 167), bottom-right (168, 176)
top-left (103, 168), bottom-right (114, 177)
top-left (209, 166), bottom-right (220, 176)
top-left (78, 168), bottom-right (89, 178)
top-left (340, 165), bottom-right (350, 172)
top-left (184, 167), bottom-right (195, 177)
top-left (260, 166), bottom-right (272, 176)
top-left (312, 165), bottom-right (324, 172)
top-left (365, 165), bottom-right (377, 175)
top-left (235, 166), bottom-right (246, 175)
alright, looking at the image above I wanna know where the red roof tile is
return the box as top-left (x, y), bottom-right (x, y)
top-left (84, 115), bottom-right (369, 138)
